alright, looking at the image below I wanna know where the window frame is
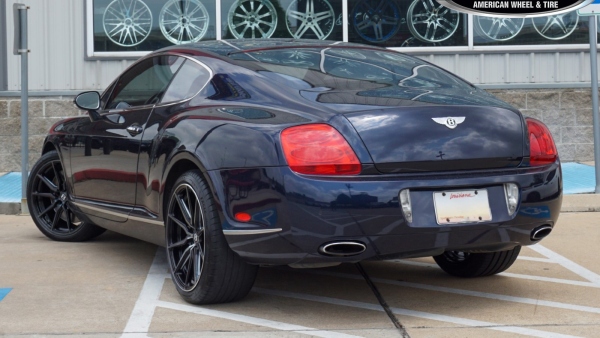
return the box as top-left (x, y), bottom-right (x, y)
top-left (84, 0), bottom-right (598, 59)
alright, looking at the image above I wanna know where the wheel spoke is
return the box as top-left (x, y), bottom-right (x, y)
top-left (169, 214), bottom-right (192, 236)
top-left (51, 206), bottom-right (62, 230)
top-left (176, 193), bottom-right (193, 227)
top-left (175, 245), bottom-right (193, 274)
top-left (38, 201), bottom-right (57, 218)
top-left (65, 208), bottom-right (72, 232)
top-left (32, 192), bottom-right (55, 199)
top-left (169, 237), bottom-right (190, 249)
top-left (38, 174), bottom-right (58, 192)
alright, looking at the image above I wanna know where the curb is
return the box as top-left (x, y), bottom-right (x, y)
top-left (1, 194), bottom-right (599, 216)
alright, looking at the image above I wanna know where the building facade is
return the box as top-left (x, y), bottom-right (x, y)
top-left (0, 0), bottom-right (598, 171)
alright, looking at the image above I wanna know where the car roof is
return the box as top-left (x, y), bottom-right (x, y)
top-left (156, 39), bottom-right (384, 59)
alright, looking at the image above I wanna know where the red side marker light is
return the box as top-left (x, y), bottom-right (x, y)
top-left (234, 212), bottom-right (252, 222)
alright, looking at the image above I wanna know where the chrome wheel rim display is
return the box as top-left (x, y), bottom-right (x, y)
top-left (286, 0), bottom-right (335, 40)
top-left (407, 0), bottom-right (459, 43)
top-left (167, 183), bottom-right (205, 292)
top-left (476, 16), bottom-right (524, 41)
top-left (351, 0), bottom-right (400, 43)
top-left (532, 12), bottom-right (579, 40)
top-left (30, 160), bottom-right (82, 236)
top-left (160, 0), bottom-right (209, 45)
top-left (228, 0), bottom-right (277, 39)
top-left (102, 0), bottom-right (152, 47)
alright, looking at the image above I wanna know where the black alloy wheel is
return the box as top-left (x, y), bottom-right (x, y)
top-left (433, 246), bottom-right (521, 278)
top-left (27, 151), bottom-right (105, 241)
top-left (167, 182), bottom-right (205, 292)
top-left (165, 170), bottom-right (258, 304)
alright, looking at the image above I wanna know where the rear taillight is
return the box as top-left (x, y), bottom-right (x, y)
top-left (526, 118), bottom-right (557, 166)
top-left (281, 124), bottom-right (361, 175)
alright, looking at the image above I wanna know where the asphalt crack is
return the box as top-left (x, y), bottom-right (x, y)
top-left (355, 262), bottom-right (411, 338)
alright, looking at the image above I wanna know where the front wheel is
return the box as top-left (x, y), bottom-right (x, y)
top-left (27, 151), bottom-right (106, 242)
top-left (165, 170), bottom-right (258, 304)
top-left (433, 246), bottom-right (521, 277)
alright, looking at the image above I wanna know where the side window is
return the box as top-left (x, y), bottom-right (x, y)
top-left (161, 60), bottom-right (211, 103)
top-left (106, 56), bottom-right (184, 110)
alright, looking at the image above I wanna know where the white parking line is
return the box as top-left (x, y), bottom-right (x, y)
top-left (305, 270), bottom-right (600, 314)
top-left (530, 244), bottom-right (600, 285)
top-left (392, 260), bottom-right (600, 288)
top-left (157, 301), bottom-right (365, 338)
top-left (518, 256), bottom-right (554, 263)
top-left (254, 288), bottom-right (582, 338)
top-left (121, 250), bottom-right (170, 338)
top-left (121, 249), bottom-right (366, 338)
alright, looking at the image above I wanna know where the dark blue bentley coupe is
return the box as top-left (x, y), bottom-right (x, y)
top-left (27, 39), bottom-right (561, 304)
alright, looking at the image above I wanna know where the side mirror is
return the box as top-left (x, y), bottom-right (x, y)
top-left (74, 91), bottom-right (101, 122)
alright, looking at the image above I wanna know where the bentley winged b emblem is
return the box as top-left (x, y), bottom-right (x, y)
top-left (432, 117), bottom-right (465, 129)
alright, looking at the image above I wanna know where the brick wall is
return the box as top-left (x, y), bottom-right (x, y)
top-left (0, 88), bottom-right (597, 171)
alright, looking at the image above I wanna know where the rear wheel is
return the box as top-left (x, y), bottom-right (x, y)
top-left (27, 151), bottom-right (106, 242)
top-left (433, 246), bottom-right (521, 277)
top-left (165, 170), bottom-right (258, 304)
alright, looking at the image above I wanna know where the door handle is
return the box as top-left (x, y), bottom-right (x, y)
top-left (126, 124), bottom-right (143, 136)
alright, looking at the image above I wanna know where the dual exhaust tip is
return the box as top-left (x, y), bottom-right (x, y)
top-left (319, 241), bottom-right (366, 257)
top-left (319, 226), bottom-right (552, 256)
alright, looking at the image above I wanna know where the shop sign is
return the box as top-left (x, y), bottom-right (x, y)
top-left (436, 0), bottom-right (594, 17)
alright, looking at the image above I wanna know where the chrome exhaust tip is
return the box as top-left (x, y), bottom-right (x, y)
top-left (531, 225), bottom-right (553, 241)
top-left (319, 241), bottom-right (366, 257)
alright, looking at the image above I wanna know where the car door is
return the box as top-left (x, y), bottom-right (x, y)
top-left (70, 55), bottom-right (184, 221)
top-left (133, 58), bottom-right (213, 220)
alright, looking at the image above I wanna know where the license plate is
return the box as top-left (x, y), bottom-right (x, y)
top-left (433, 189), bottom-right (492, 225)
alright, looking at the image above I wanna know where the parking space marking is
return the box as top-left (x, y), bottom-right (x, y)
top-left (518, 256), bottom-right (554, 263)
top-left (0, 288), bottom-right (11, 302)
top-left (307, 270), bottom-right (600, 315)
top-left (393, 260), bottom-right (600, 288)
top-left (157, 301), bottom-right (365, 338)
top-left (121, 249), bottom-right (365, 338)
top-left (529, 244), bottom-right (600, 285)
top-left (254, 288), bottom-right (581, 338)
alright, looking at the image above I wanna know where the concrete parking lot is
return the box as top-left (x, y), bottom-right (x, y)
top-left (0, 212), bottom-right (599, 337)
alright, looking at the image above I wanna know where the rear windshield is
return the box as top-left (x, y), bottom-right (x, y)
top-left (228, 47), bottom-right (474, 92)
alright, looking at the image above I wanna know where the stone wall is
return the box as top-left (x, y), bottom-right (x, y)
top-left (487, 89), bottom-right (595, 162)
top-left (0, 97), bottom-right (81, 171)
top-left (0, 88), bottom-right (596, 171)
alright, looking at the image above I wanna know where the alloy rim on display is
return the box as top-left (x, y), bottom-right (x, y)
top-left (160, 0), bottom-right (209, 45)
top-left (102, 0), bottom-right (153, 47)
top-left (352, 0), bottom-right (400, 43)
top-left (166, 183), bottom-right (205, 292)
top-left (228, 0), bottom-right (278, 39)
top-left (407, 0), bottom-right (460, 43)
top-left (476, 17), bottom-right (524, 41)
top-left (286, 0), bottom-right (335, 40)
top-left (532, 12), bottom-right (579, 40)
top-left (30, 160), bottom-right (82, 236)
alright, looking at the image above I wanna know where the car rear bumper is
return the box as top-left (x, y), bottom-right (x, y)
top-left (209, 162), bottom-right (562, 265)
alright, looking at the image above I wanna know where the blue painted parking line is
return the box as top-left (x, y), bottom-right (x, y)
top-left (0, 172), bottom-right (22, 202)
top-left (0, 288), bottom-right (12, 302)
top-left (562, 163), bottom-right (596, 195)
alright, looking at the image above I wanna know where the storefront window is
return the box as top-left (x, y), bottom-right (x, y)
top-left (220, 0), bottom-right (343, 40)
top-left (86, 0), bottom-right (597, 58)
top-left (92, 0), bottom-right (216, 52)
top-left (473, 11), bottom-right (589, 46)
top-left (347, 0), bottom-right (468, 47)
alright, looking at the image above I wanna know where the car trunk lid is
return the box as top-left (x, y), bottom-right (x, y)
top-left (345, 105), bottom-right (525, 173)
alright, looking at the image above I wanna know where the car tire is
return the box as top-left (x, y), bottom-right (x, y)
top-left (27, 150), bottom-right (106, 242)
top-left (165, 169), bottom-right (258, 304)
top-left (433, 246), bottom-right (521, 277)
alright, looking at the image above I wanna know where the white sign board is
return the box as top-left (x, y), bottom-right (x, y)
top-left (578, 0), bottom-right (600, 15)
